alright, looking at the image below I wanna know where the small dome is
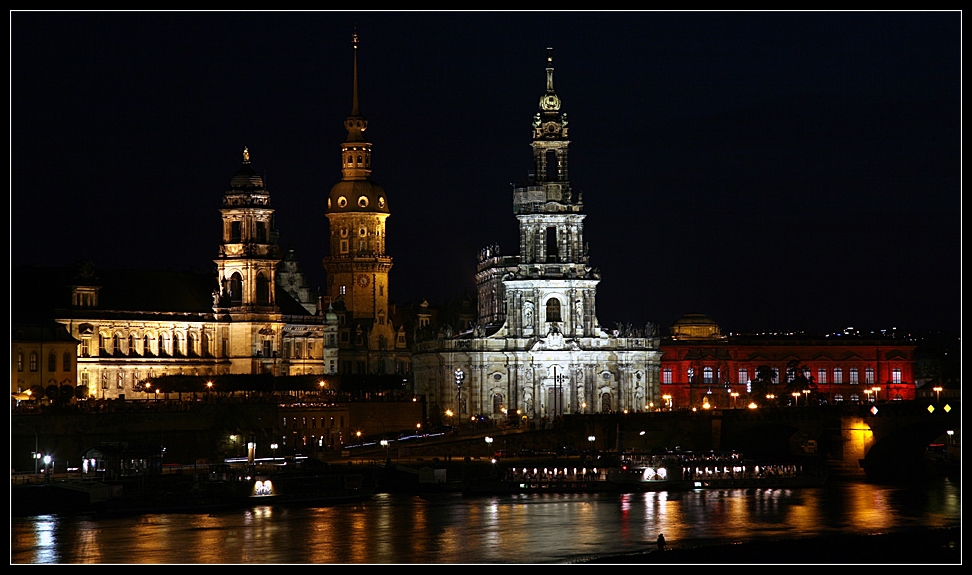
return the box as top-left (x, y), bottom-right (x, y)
top-left (327, 179), bottom-right (389, 214)
top-left (229, 162), bottom-right (265, 191)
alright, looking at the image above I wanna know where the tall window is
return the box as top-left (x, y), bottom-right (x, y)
top-left (48, 352), bottom-right (57, 373)
top-left (117, 371), bottom-right (124, 390)
top-left (833, 368), bottom-right (843, 384)
top-left (29, 352), bottom-right (38, 372)
top-left (817, 368), bottom-right (827, 385)
top-left (865, 367), bottom-right (875, 385)
top-left (256, 221), bottom-right (267, 242)
top-left (81, 338), bottom-right (90, 357)
top-left (101, 372), bottom-right (108, 390)
top-left (173, 333), bottom-right (182, 356)
top-left (129, 334), bottom-right (136, 354)
top-left (62, 351), bottom-right (71, 371)
top-left (231, 220), bottom-right (242, 242)
top-left (849, 368), bottom-right (859, 384)
top-left (256, 273), bottom-right (270, 304)
top-left (662, 368), bottom-right (672, 384)
top-left (229, 273), bottom-right (243, 305)
top-left (703, 367), bottom-right (713, 385)
top-left (738, 368), bottom-right (748, 385)
top-left (546, 299), bottom-right (561, 322)
top-left (144, 334), bottom-right (151, 355)
top-left (892, 368), bottom-right (902, 384)
top-left (17, 351), bottom-right (23, 371)
top-left (112, 333), bottom-right (121, 354)
top-left (81, 371), bottom-right (89, 388)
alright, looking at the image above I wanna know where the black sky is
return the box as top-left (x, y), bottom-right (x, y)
top-left (10, 11), bottom-right (961, 335)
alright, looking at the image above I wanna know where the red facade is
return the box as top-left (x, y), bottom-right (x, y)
top-left (657, 315), bottom-right (916, 410)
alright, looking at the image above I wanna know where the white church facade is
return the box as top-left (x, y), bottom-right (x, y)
top-left (411, 50), bottom-right (662, 425)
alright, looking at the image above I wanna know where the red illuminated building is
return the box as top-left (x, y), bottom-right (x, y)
top-left (658, 314), bottom-right (916, 410)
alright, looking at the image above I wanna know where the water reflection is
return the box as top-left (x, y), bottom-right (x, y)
top-left (11, 481), bottom-right (960, 564)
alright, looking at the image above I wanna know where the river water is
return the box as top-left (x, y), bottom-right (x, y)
top-left (10, 479), bottom-right (960, 564)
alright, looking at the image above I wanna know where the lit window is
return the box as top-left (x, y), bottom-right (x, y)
top-left (29, 352), bottom-right (38, 372)
top-left (833, 369), bottom-right (843, 384)
top-left (865, 367), bottom-right (875, 385)
top-left (849, 368), bottom-right (859, 384)
top-left (892, 368), bottom-right (901, 384)
top-left (662, 368), bottom-right (672, 384)
top-left (817, 368), bottom-right (827, 385)
top-left (738, 368), bottom-right (748, 385)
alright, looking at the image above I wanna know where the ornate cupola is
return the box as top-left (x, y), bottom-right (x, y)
top-left (214, 147), bottom-right (281, 312)
top-left (323, 33), bottom-right (393, 323)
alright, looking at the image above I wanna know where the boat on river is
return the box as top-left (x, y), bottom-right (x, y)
top-left (461, 450), bottom-right (826, 496)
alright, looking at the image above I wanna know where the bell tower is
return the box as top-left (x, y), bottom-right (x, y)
top-left (323, 33), bottom-right (402, 375)
top-left (214, 147), bottom-right (281, 313)
top-left (478, 48), bottom-right (601, 339)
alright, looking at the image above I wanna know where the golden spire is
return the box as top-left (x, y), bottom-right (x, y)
top-left (243, 146), bottom-right (250, 164)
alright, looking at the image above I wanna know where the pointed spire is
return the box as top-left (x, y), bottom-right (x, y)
top-left (344, 31), bottom-right (368, 143)
top-left (243, 146), bottom-right (250, 164)
top-left (546, 46), bottom-right (555, 92)
top-left (351, 31), bottom-right (360, 116)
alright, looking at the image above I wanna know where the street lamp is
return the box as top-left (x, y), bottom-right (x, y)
top-left (766, 393), bottom-right (775, 406)
top-left (872, 386), bottom-right (882, 402)
top-left (485, 436), bottom-right (493, 457)
top-left (864, 388), bottom-right (873, 403)
top-left (933, 386), bottom-right (943, 402)
top-left (662, 394), bottom-right (672, 411)
top-left (802, 389), bottom-right (810, 406)
top-left (792, 392), bottom-right (800, 407)
top-left (380, 439), bottom-right (390, 462)
top-left (588, 435), bottom-right (596, 456)
top-left (43, 455), bottom-right (52, 483)
top-left (730, 392), bottom-right (739, 409)
top-left (270, 442), bottom-right (278, 464)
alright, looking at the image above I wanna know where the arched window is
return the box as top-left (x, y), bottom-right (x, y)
top-left (229, 273), bottom-right (243, 305)
top-left (17, 351), bottom-right (23, 372)
top-left (173, 333), bottom-right (182, 356)
top-left (201, 332), bottom-right (210, 357)
top-left (256, 272), bottom-right (270, 305)
top-left (48, 352), bottom-right (57, 372)
top-left (144, 334), bottom-right (152, 356)
top-left (62, 351), bottom-right (71, 371)
top-left (158, 334), bottom-right (169, 356)
top-left (129, 334), bottom-right (136, 355)
top-left (187, 333), bottom-right (196, 356)
top-left (546, 298), bottom-right (561, 322)
top-left (492, 393), bottom-right (504, 414)
top-left (112, 333), bottom-right (121, 355)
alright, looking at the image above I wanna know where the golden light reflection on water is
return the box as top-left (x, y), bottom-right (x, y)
top-left (10, 482), bottom-right (960, 564)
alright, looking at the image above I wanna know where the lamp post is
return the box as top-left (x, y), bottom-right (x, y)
top-left (588, 435), bottom-right (596, 457)
top-left (270, 442), bottom-right (278, 464)
top-left (206, 380), bottom-right (213, 401)
top-left (662, 394), bottom-right (672, 411)
top-left (872, 386), bottom-right (882, 402)
top-left (766, 393), bottom-right (775, 407)
top-left (802, 389), bottom-right (810, 406)
top-left (792, 392), bottom-right (800, 407)
top-left (43, 455), bottom-right (52, 483)
top-left (933, 386), bottom-right (943, 402)
top-left (864, 388), bottom-right (873, 403)
top-left (730, 392), bottom-right (739, 409)
top-left (454, 368), bottom-right (464, 426)
top-left (380, 439), bottom-right (390, 463)
top-left (485, 436), bottom-right (493, 458)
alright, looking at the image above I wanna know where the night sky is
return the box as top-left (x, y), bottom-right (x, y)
top-left (11, 11), bottom-right (961, 335)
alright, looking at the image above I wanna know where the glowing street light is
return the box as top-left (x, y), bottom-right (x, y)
top-left (43, 455), bottom-right (52, 483)
top-left (792, 392), bottom-right (801, 407)
top-left (270, 442), bottom-right (278, 463)
top-left (730, 392), bottom-right (739, 409)
top-left (485, 436), bottom-right (493, 457)
top-left (662, 394), bottom-right (673, 411)
top-left (872, 386), bottom-right (882, 402)
top-left (933, 386), bottom-right (943, 402)
top-left (588, 435), bottom-right (596, 455)
top-left (864, 388), bottom-right (873, 403)
top-left (802, 389), bottom-right (810, 405)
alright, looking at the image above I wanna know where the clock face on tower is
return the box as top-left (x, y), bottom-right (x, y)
top-left (357, 275), bottom-right (369, 288)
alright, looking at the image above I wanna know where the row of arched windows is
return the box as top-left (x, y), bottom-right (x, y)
top-left (96, 330), bottom-right (213, 358)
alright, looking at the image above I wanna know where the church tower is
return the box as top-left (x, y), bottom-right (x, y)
top-left (323, 34), bottom-right (401, 375)
top-left (214, 147), bottom-right (281, 313)
top-left (477, 47), bottom-right (601, 339)
top-left (414, 48), bottom-right (660, 423)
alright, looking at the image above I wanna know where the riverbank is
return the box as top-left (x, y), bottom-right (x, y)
top-left (575, 527), bottom-right (961, 564)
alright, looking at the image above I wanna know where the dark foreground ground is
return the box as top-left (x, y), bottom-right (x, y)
top-left (576, 527), bottom-right (961, 564)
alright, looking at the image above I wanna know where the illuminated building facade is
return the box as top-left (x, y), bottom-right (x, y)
top-left (411, 50), bottom-right (663, 424)
top-left (658, 313), bottom-right (917, 410)
top-left (322, 34), bottom-right (411, 378)
top-left (11, 150), bottom-right (339, 401)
